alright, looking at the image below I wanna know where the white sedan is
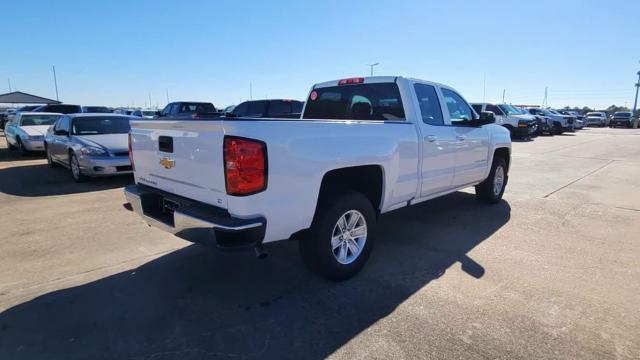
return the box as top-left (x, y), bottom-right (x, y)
top-left (4, 112), bottom-right (62, 154)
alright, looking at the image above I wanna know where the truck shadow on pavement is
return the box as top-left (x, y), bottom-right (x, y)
top-left (0, 192), bottom-right (510, 360)
top-left (0, 163), bottom-right (132, 197)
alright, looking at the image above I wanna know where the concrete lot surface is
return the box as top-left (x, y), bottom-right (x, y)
top-left (0, 128), bottom-right (638, 359)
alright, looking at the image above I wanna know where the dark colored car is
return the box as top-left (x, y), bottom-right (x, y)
top-left (155, 102), bottom-right (222, 119)
top-left (33, 104), bottom-right (83, 114)
top-left (230, 99), bottom-right (303, 119)
top-left (82, 106), bottom-right (112, 113)
top-left (609, 112), bottom-right (633, 128)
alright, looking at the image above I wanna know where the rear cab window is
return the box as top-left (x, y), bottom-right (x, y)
top-left (178, 103), bottom-right (216, 113)
top-left (303, 82), bottom-right (405, 121)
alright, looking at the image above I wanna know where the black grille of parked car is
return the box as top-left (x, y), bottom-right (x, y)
top-left (116, 165), bottom-right (133, 172)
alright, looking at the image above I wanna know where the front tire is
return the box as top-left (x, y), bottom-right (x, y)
top-left (475, 156), bottom-right (508, 204)
top-left (300, 191), bottom-right (376, 281)
top-left (69, 152), bottom-right (87, 182)
top-left (46, 145), bottom-right (59, 168)
top-left (16, 137), bottom-right (28, 156)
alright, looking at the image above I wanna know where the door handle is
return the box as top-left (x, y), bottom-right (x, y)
top-left (456, 135), bottom-right (466, 141)
top-left (425, 135), bottom-right (437, 142)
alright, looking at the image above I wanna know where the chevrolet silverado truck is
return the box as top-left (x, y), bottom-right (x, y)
top-left (124, 76), bottom-right (512, 280)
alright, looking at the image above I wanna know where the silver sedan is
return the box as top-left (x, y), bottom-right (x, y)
top-left (44, 114), bottom-right (134, 182)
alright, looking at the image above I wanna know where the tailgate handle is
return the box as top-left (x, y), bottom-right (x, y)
top-left (158, 136), bottom-right (173, 153)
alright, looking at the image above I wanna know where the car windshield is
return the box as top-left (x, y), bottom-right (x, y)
top-left (71, 116), bottom-right (130, 135)
top-left (84, 106), bottom-right (111, 113)
top-left (303, 83), bottom-right (405, 120)
top-left (42, 105), bottom-right (81, 114)
top-left (142, 111), bottom-right (156, 116)
top-left (498, 104), bottom-right (521, 115)
top-left (20, 114), bottom-right (60, 126)
top-left (615, 112), bottom-right (631, 117)
top-left (586, 113), bottom-right (602, 117)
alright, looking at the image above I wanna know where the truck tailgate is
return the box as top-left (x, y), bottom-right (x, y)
top-left (129, 120), bottom-right (228, 209)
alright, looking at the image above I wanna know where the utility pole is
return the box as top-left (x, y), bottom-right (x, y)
top-left (502, 89), bottom-right (505, 103)
top-left (52, 65), bottom-right (59, 101)
top-left (249, 82), bottom-right (253, 100)
top-left (368, 62), bottom-right (380, 76)
top-left (166, 89), bottom-right (170, 104)
top-left (482, 74), bottom-right (486, 103)
top-left (7, 78), bottom-right (12, 92)
top-left (542, 87), bottom-right (548, 108)
top-left (148, 93), bottom-right (152, 109)
top-left (632, 70), bottom-right (640, 118)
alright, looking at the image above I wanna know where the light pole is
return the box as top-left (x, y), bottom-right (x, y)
top-left (632, 70), bottom-right (640, 117)
top-left (52, 65), bottom-right (59, 101)
top-left (368, 62), bottom-right (379, 76)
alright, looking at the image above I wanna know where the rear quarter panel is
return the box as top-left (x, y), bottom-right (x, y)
top-left (222, 119), bottom-right (420, 243)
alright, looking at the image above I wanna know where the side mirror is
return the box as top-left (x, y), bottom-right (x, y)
top-left (155, 111), bottom-right (163, 117)
top-left (478, 111), bottom-right (496, 125)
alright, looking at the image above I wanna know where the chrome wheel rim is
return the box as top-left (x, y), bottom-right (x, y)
top-left (71, 156), bottom-right (80, 179)
top-left (331, 210), bottom-right (367, 265)
top-left (493, 165), bottom-right (505, 196)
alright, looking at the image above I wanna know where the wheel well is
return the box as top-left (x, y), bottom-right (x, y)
top-left (316, 165), bottom-right (383, 214)
top-left (494, 148), bottom-right (510, 172)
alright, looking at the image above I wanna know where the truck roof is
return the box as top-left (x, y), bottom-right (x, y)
top-left (312, 76), bottom-right (447, 89)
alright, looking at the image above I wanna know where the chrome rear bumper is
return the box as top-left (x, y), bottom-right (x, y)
top-left (124, 185), bottom-right (265, 249)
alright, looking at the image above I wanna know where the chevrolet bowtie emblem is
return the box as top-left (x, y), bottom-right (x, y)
top-left (159, 157), bottom-right (175, 169)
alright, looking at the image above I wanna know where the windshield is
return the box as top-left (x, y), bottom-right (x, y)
top-left (586, 112), bottom-right (602, 117)
top-left (71, 116), bottom-right (130, 135)
top-left (84, 106), bottom-right (112, 113)
top-left (20, 114), bottom-right (60, 126)
top-left (498, 104), bottom-right (522, 116)
top-left (142, 111), bottom-right (156, 116)
top-left (615, 112), bottom-right (631, 117)
top-left (303, 83), bottom-right (405, 120)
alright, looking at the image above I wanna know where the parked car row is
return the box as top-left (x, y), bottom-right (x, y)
top-left (3, 111), bottom-right (135, 181)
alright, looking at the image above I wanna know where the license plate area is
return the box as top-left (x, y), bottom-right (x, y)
top-left (162, 198), bottom-right (180, 214)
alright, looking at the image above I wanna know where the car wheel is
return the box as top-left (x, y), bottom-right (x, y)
top-left (300, 191), bottom-right (376, 281)
top-left (5, 136), bottom-right (16, 150)
top-left (69, 152), bottom-right (87, 182)
top-left (46, 145), bottom-right (59, 168)
top-left (475, 156), bottom-right (508, 204)
top-left (16, 137), bottom-right (28, 156)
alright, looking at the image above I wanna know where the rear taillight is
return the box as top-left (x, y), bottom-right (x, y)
top-left (128, 132), bottom-right (135, 171)
top-left (224, 136), bottom-right (267, 196)
top-left (338, 77), bottom-right (365, 85)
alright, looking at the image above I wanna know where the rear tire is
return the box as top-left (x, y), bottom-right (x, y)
top-left (475, 156), bottom-right (508, 204)
top-left (300, 191), bottom-right (376, 281)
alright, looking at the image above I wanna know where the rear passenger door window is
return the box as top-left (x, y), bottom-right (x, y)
top-left (441, 88), bottom-right (473, 124)
top-left (247, 101), bottom-right (267, 117)
top-left (414, 84), bottom-right (443, 125)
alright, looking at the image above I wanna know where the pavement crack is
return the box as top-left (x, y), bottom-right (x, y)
top-left (543, 160), bottom-right (616, 198)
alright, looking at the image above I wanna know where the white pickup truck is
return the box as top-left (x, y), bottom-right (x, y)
top-left (124, 76), bottom-right (512, 280)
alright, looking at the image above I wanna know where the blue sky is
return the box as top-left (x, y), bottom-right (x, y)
top-left (1, 0), bottom-right (638, 109)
